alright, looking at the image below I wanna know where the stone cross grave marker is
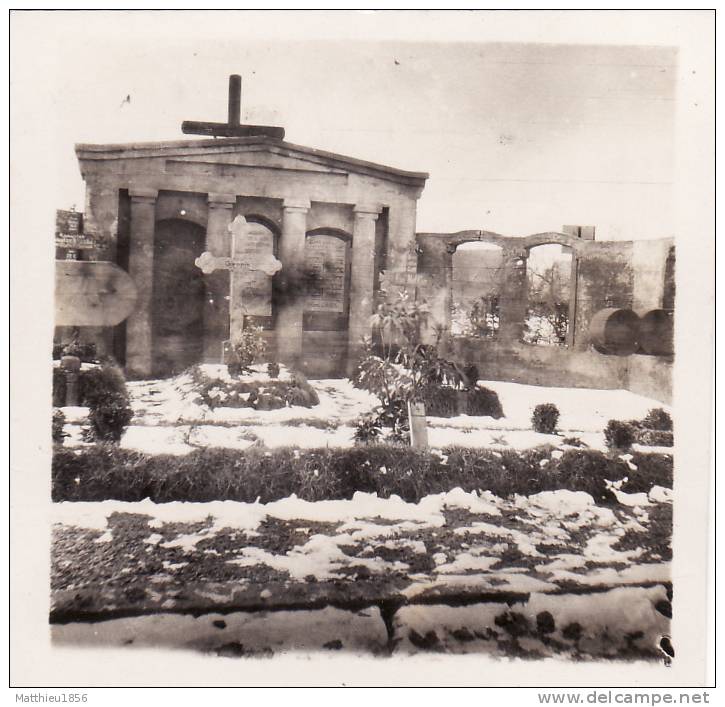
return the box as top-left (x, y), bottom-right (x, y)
top-left (195, 214), bottom-right (282, 360)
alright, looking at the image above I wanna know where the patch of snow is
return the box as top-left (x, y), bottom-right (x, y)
top-left (120, 426), bottom-right (194, 456)
top-left (58, 406), bottom-right (89, 422)
top-left (526, 490), bottom-right (595, 515)
top-left (435, 553), bottom-right (499, 574)
top-left (649, 485), bottom-right (674, 503)
top-left (186, 426), bottom-right (258, 451)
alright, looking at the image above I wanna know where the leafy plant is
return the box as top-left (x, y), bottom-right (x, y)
top-left (267, 362), bottom-right (280, 379)
top-left (532, 403), bottom-right (560, 434)
top-left (353, 414), bottom-right (383, 445)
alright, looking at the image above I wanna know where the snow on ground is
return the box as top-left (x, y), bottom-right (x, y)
top-left (60, 370), bottom-right (671, 454)
top-left (52, 486), bottom-right (670, 599)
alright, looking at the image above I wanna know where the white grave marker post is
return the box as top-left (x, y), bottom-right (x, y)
top-left (195, 215), bottom-right (282, 362)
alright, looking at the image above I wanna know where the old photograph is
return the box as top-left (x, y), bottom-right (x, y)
top-left (9, 9), bottom-right (715, 690)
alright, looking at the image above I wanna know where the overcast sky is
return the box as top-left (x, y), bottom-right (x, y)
top-left (14, 11), bottom-right (678, 241)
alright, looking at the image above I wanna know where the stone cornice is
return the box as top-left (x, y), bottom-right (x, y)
top-left (75, 136), bottom-right (429, 189)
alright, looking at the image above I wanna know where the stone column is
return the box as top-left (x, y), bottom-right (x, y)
top-left (204, 193), bottom-right (236, 362)
top-left (498, 249), bottom-right (528, 344)
top-left (347, 204), bottom-right (382, 372)
top-left (125, 188), bottom-right (158, 377)
top-left (276, 199), bottom-right (310, 367)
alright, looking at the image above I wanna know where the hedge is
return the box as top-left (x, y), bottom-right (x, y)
top-left (52, 445), bottom-right (672, 505)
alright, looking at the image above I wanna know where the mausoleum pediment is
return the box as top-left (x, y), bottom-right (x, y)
top-left (76, 136), bottom-right (428, 188)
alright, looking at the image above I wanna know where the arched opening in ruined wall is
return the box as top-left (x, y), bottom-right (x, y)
top-left (450, 241), bottom-right (504, 339)
top-left (523, 243), bottom-right (574, 347)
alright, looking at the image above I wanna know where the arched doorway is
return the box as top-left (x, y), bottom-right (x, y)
top-left (152, 218), bottom-right (206, 376)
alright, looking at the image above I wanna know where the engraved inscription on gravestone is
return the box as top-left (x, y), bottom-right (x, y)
top-left (305, 234), bottom-right (346, 313)
top-left (238, 221), bottom-right (275, 317)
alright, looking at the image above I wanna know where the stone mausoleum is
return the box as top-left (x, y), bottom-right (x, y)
top-left (74, 134), bottom-right (427, 378)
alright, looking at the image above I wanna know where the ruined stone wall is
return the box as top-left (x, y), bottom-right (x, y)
top-left (414, 230), bottom-right (674, 402)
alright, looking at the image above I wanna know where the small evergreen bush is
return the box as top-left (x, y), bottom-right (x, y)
top-left (641, 408), bottom-right (673, 432)
top-left (87, 392), bottom-right (134, 442)
top-left (267, 362), bottom-right (280, 379)
top-left (80, 364), bottom-right (128, 408)
top-left (532, 403), bottom-right (560, 434)
top-left (604, 419), bottom-right (637, 450)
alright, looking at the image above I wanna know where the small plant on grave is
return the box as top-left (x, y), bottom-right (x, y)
top-left (353, 413), bottom-right (383, 445)
top-left (267, 361), bottom-right (280, 379)
top-left (531, 403), bottom-right (560, 435)
top-left (52, 410), bottom-right (67, 445)
top-left (229, 327), bottom-right (267, 376)
top-left (641, 408), bottom-right (673, 432)
top-left (603, 419), bottom-right (637, 451)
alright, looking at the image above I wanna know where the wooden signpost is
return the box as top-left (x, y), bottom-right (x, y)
top-left (194, 214), bottom-right (282, 360)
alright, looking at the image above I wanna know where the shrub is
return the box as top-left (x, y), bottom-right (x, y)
top-left (468, 386), bottom-right (505, 418)
top-left (422, 385), bottom-right (459, 417)
top-left (267, 362), bottom-right (280, 379)
top-left (229, 327), bottom-right (267, 376)
top-left (52, 444), bottom-right (673, 505)
top-left (641, 408), bottom-right (673, 432)
top-left (52, 410), bottom-right (67, 445)
top-left (604, 419), bottom-right (637, 450)
top-left (532, 403), bottom-right (560, 434)
top-left (86, 392), bottom-right (134, 442)
top-left (80, 364), bottom-right (128, 408)
top-left (553, 449), bottom-right (628, 503)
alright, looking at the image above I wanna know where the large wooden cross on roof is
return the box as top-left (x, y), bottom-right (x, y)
top-left (181, 74), bottom-right (285, 140)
